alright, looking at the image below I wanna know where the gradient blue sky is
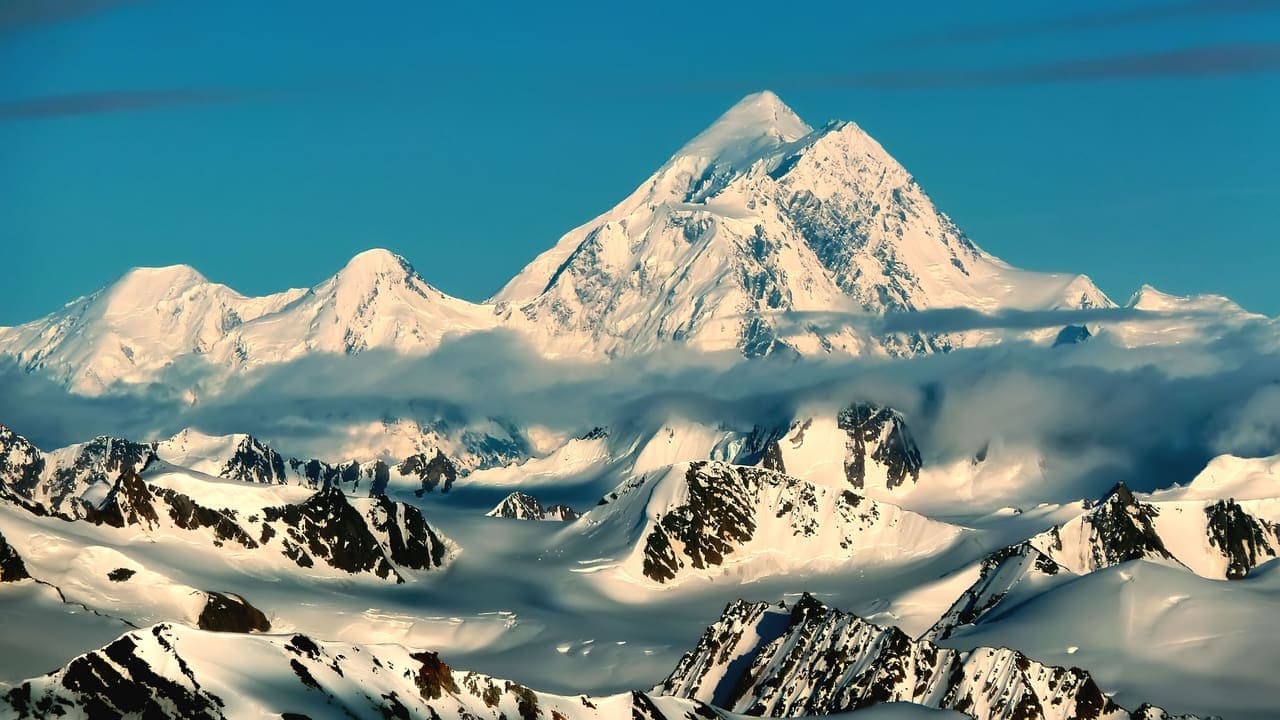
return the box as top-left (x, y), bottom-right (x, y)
top-left (2, 0), bottom-right (1278, 324)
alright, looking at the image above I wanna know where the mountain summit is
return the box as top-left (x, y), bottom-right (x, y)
top-left (494, 91), bottom-right (1112, 357)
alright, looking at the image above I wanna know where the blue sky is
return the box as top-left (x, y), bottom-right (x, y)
top-left (1, 0), bottom-right (1278, 324)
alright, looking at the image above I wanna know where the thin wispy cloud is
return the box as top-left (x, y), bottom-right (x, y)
top-left (0, 0), bottom-right (137, 34)
top-left (804, 44), bottom-right (1280, 90)
top-left (0, 89), bottom-right (243, 122)
top-left (901, 0), bottom-right (1280, 47)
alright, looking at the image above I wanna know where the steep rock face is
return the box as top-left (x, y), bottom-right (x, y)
top-left (259, 487), bottom-right (452, 583)
top-left (218, 435), bottom-right (286, 484)
top-left (0, 528), bottom-right (30, 582)
top-left (157, 430), bottom-right (288, 485)
top-left (1053, 324), bottom-right (1092, 347)
top-left (495, 91), bottom-right (1112, 358)
top-left (838, 403), bottom-right (922, 491)
top-left (35, 436), bottom-right (158, 517)
top-left (156, 427), bottom-right (478, 498)
top-left (657, 595), bottom-right (1198, 720)
top-left (1200, 499), bottom-right (1280, 579)
top-left (1, 623), bottom-right (725, 720)
top-left (729, 425), bottom-right (789, 472)
top-left (399, 449), bottom-right (458, 494)
top-left (486, 491), bottom-right (580, 521)
top-left (1045, 483), bottom-right (1177, 574)
top-left (587, 461), bottom-right (960, 585)
top-left (926, 542), bottom-right (1066, 641)
top-left (0, 424), bottom-right (45, 497)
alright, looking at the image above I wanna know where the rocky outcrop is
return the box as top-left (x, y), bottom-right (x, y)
top-left (0, 423), bottom-right (45, 498)
top-left (838, 403), bottom-right (921, 490)
top-left (1203, 499), bottom-right (1280, 579)
top-left (258, 486), bottom-right (452, 583)
top-left (1, 430), bottom-right (157, 518)
top-left (486, 491), bottom-right (580, 521)
top-left (658, 594), bottom-right (1201, 720)
top-left (928, 483), bottom-right (1280, 640)
top-left (591, 461), bottom-right (959, 585)
top-left (218, 435), bottom-right (287, 484)
top-left (400, 450), bottom-right (458, 495)
top-left (1, 623), bottom-right (725, 720)
top-left (1053, 324), bottom-right (1092, 346)
top-left (730, 425), bottom-right (788, 472)
top-left (926, 541), bottom-right (1065, 641)
top-left (197, 591), bottom-right (271, 633)
top-left (0, 528), bottom-right (30, 582)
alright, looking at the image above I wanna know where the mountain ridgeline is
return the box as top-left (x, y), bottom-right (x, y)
top-left (0, 91), bottom-right (1116, 394)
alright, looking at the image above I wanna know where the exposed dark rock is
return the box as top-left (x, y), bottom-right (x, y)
top-left (1053, 324), bottom-right (1092, 347)
top-left (1080, 482), bottom-right (1176, 569)
top-left (659, 594), bottom-right (1200, 720)
top-left (0, 529), bottom-right (30, 582)
top-left (925, 541), bottom-right (1064, 640)
top-left (1204, 499), bottom-right (1280, 579)
top-left (48, 436), bottom-right (157, 515)
top-left (107, 568), bottom-right (135, 583)
top-left (197, 591), bottom-right (271, 633)
top-left (3, 625), bottom-right (226, 719)
top-left (368, 494), bottom-right (451, 570)
top-left (411, 651), bottom-right (460, 700)
top-left (261, 485), bottom-right (402, 582)
top-left (401, 450), bottom-right (458, 495)
top-left (732, 425), bottom-right (788, 473)
top-left (486, 492), bottom-right (580, 521)
top-left (220, 435), bottom-right (286, 484)
top-left (642, 463), bottom-right (760, 583)
top-left (837, 403), bottom-right (921, 490)
top-left (0, 423), bottom-right (46, 499)
top-left (85, 468), bottom-right (161, 530)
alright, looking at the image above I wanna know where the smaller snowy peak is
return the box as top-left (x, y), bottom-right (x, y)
top-left (1126, 284), bottom-right (1248, 314)
top-left (105, 264), bottom-right (211, 303)
top-left (338, 247), bottom-right (416, 276)
top-left (1031, 481), bottom-right (1179, 576)
top-left (930, 476), bottom-right (1280, 640)
top-left (658, 593), bottom-right (1201, 720)
top-left (585, 460), bottom-right (961, 586)
top-left (486, 491), bottom-right (580, 521)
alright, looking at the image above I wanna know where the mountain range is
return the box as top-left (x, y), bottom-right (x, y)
top-left (0, 91), bottom-right (1275, 720)
top-left (0, 90), bottom-right (1172, 396)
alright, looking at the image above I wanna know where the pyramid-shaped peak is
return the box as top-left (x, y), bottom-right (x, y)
top-left (675, 90), bottom-right (812, 169)
top-left (1099, 481), bottom-right (1137, 507)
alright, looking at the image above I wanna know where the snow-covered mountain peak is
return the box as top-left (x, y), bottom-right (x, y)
top-left (1127, 283), bottom-right (1248, 315)
top-left (112, 263), bottom-right (209, 291)
top-left (335, 247), bottom-right (416, 279)
top-left (672, 90), bottom-right (812, 170)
